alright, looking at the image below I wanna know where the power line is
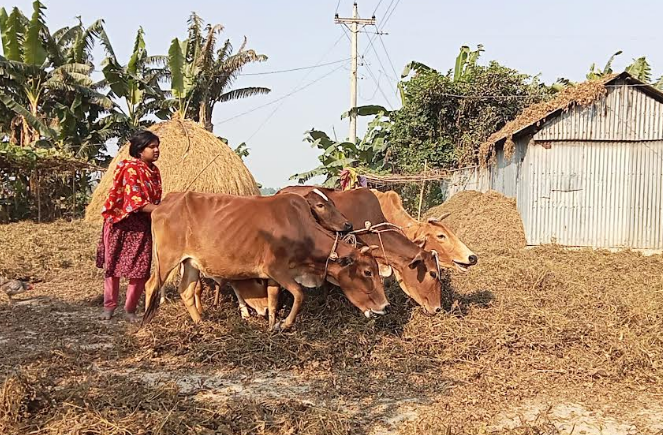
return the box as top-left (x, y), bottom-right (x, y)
top-left (240, 33), bottom-right (347, 140)
top-left (372, 0), bottom-right (386, 16)
top-left (240, 58), bottom-right (350, 76)
top-left (216, 64), bottom-right (345, 125)
top-left (382, 0), bottom-right (402, 28)
top-left (378, 33), bottom-right (400, 83)
top-left (364, 61), bottom-right (394, 109)
top-left (364, 28), bottom-right (397, 83)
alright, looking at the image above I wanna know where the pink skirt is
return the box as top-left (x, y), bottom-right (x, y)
top-left (96, 212), bottom-right (153, 279)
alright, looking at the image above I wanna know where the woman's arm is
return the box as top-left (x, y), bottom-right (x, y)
top-left (139, 203), bottom-right (158, 214)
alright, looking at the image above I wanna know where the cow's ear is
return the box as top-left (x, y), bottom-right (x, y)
top-left (408, 252), bottom-right (425, 269)
top-left (413, 235), bottom-right (426, 249)
top-left (338, 256), bottom-right (354, 267)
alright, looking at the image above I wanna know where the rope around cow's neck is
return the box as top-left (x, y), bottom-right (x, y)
top-left (323, 232), bottom-right (340, 281)
top-left (430, 249), bottom-right (443, 283)
top-left (342, 221), bottom-right (404, 273)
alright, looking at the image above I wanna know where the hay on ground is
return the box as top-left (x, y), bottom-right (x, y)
top-left (2, 215), bottom-right (663, 433)
top-left (0, 220), bottom-right (100, 282)
top-left (85, 118), bottom-right (259, 222)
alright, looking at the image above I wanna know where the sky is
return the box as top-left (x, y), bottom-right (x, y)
top-left (5, 0), bottom-right (663, 188)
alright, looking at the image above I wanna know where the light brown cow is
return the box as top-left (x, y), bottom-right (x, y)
top-left (371, 190), bottom-right (477, 272)
top-left (143, 191), bottom-right (388, 330)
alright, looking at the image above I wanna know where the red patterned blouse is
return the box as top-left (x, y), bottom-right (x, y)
top-left (101, 158), bottom-right (162, 223)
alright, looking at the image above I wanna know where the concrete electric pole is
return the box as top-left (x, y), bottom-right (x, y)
top-left (335, 3), bottom-right (375, 144)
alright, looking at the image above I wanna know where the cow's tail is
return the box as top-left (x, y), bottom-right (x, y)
top-left (142, 228), bottom-right (164, 325)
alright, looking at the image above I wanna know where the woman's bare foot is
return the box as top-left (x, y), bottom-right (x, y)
top-left (125, 311), bottom-right (141, 323)
top-left (100, 309), bottom-right (114, 321)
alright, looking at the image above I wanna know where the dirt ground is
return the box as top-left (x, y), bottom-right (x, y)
top-left (1, 192), bottom-right (663, 434)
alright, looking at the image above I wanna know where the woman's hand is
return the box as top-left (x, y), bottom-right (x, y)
top-left (139, 203), bottom-right (158, 214)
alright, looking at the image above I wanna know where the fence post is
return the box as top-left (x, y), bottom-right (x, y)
top-left (417, 160), bottom-right (428, 221)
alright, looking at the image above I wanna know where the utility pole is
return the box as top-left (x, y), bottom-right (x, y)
top-left (335, 3), bottom-right (375, 144)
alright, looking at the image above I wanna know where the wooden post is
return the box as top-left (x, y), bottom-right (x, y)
top-left (36, 170), bottom-right (41, 223)
top-left (417, 160), bottom-right (428, 221)
top-left (72, 170), bottom-right (76, 216)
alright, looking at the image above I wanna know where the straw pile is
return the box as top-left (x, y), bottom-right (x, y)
top-left (425, 190), bottom-right (526, 253)
top-left (85, 118), bottom-right (259, 222)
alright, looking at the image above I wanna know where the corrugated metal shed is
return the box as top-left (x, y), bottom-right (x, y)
top-left (445, 73), bottom-right (663, 249)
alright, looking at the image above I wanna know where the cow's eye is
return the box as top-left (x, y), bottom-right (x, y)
top-left (364, 270), bottom-right (373, 277)
top-left (437, 234), bottom-right (447, 239)
top-left (316, 204), bottom-right (324, 208)
top-left (430, 271), bottom-right (437, 279)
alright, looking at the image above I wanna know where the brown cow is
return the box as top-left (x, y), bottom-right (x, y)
top-left (371, 190), bottom-right (477, 271)
top-left (143, 191), bottom-right (388, 330)
top-left (162, 188), bottom-right (353, 310)
top-left (191, 188), bottom-right (356, 319)
top-left (277, 186), bottom-right (446, 315)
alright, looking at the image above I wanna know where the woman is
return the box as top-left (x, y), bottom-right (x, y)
top-left (96, 130), bottom-right (162, 322)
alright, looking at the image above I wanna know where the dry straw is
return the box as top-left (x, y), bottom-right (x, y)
top-left (3, 189), bottom-right (663, 433)
top-left (85, 118), bottom-right (259, 222)
top-left (478, 75), bottom-right (614, 165)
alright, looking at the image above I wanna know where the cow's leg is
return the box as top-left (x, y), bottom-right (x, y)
top-left (230, 282), bottom-right (251, 319)
top-left (194, 280), bottom-right (204, 314)
top-left (179, 260), bottom-right (202, 323)
top-left (267, 283), bottom-right (280, 330)
top-left (213, 281), bottom-right (221, 307)
top-left (268, 275), bottom-right (305, 331)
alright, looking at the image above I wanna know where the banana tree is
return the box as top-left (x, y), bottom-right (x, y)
top-left (0, 1), bottom-right (113, 152)
top-left (453, 44), bottom-right (483, 82)
top-left (587, 50), bottom-right (622, 80)
top-left (290, 105), bottom-right (392, 186)
top-left (100, 27), bottom-right (168, 141)
top-left (166, 13), bottom-right (271, 130)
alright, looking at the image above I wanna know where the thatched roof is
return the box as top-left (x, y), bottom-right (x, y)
top-left (477, 72), bottom-right (663, 164)
top-left (85, 118), bottom-right (259, 222)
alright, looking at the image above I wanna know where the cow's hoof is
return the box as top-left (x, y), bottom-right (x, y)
top-left (240, 307), bottom-right (251, 320)
top-left (271, 321), bottom-right (284, 333)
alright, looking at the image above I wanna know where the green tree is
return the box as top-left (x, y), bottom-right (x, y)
top-left (0, 1), bottom-right (114, 159)
top-left (390, 52), bottom-right (552, 172)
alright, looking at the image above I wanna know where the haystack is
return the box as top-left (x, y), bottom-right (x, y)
top-left (85, 119), bottom-right (259, 222)
top-left (425, 190), bottom-right (526, 253)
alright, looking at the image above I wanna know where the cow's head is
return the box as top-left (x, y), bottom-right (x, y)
top-left (303, 189), bottom-right (353, 233)
top-left (328, 245), bottom-right (389, 318)
top-left (393, 249), bottom-right (444, 315)
top-left (411, 213), bottom-right (478, 272)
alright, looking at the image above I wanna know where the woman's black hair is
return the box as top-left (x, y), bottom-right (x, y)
top-left (129, 130), bottom-right (160, 158)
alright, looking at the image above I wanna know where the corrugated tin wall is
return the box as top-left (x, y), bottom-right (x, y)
top-left (534, 81), bottom-right (663, 141)
top-left (442, 83), bottom-right (663, 249)
top-left (520, 141), bottom-right (663, 249)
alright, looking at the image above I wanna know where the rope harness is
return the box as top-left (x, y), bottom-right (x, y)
top-left (341, 221), bottom-right (405, 274)
top-left (323, 232), bottom-right (341, 280)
